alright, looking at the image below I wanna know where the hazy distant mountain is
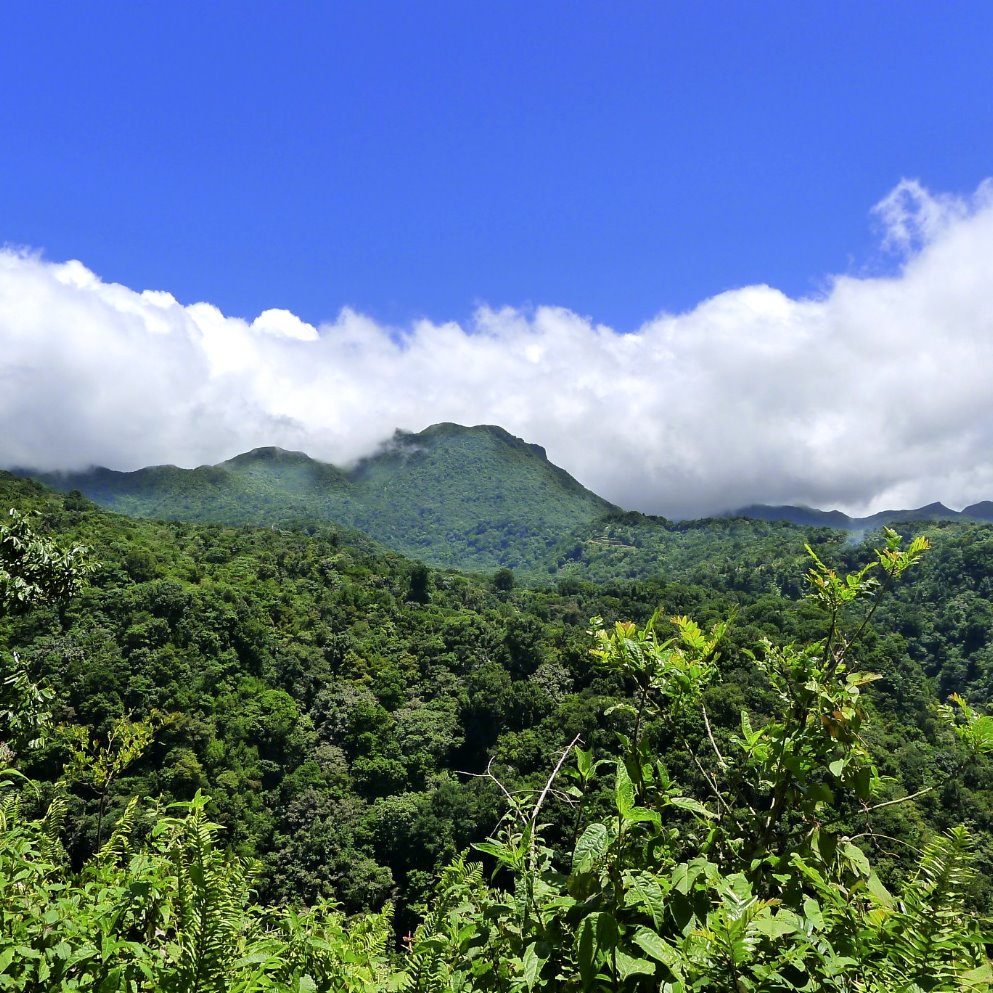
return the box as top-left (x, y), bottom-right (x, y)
top-left (727, 500), bottom-right (993, 529)
top-left (31, 423), bottom-right (618, 571)
top-left (962, 501), bottom-right (993, 522)
top-left (728, 505), bottom-right (857, 528)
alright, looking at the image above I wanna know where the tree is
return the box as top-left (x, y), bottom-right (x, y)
top-left (401, 531), bottom-right (993, 991)
top-left (493, 567), bottom-right (515, 593)
top-left (1, 512), bottom-right (394, 990)
top-left (408, 562), bottom-right (431, 604)
top-left (0, 508), bottom-right (90, 617)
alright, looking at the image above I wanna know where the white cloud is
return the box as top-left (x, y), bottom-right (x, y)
top-left (872, 177), bottom-right (993, 256)
top-left (3, 178), bottom-right (993, 518)
top-left (251, 308), bottom-right (319, 341)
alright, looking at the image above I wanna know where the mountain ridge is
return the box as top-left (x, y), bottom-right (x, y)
top-left (27, 423), bottom-right (619, 572)
top-left (727, 500), bottom-right (993, 529)
top-left (18, 421), bottom-right (993, 574)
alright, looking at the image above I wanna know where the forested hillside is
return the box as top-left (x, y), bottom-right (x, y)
top-left (30, 423), bottom-right (618, 573)
top-left (729, 501), bottom-right (993, 530)
top-left (33, 424), bottom-right (993, 596)
top-left (3, 471), bottom-right (993, 989)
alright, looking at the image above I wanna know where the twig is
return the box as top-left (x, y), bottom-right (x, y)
top-left (848, 830), bottom-right (924, 855)
top-left (701, 701), bottom-right (727, 771)
top-left (459, 758), bottom-right (517, 808)
top-left (530, 734), bottom-right (583, 830)
top-left (684, 741), bottom-right (736, 818)
top-left (862, 786), bottom-right (933, 813)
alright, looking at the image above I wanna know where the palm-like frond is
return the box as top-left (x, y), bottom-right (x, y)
top-left (881, 827), bottom-right (987, 989)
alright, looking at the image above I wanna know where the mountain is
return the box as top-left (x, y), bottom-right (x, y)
top-left (728, 501), bottom-right (967, 530)
top-left (729, 505), bottom-right (856, 528)
top-left (963, 501), bottom-right (993, 522)
top-left (30, 423), bottom-right (618, 572)
top-left (24, 420), bottom-right (993, 578)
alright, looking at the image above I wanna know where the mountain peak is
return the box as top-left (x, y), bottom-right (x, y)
top-left (412, 422), bottom-right (547, 457)
top-left (963, 501), bottom-right (993, 521)
top-left (918, 501), bottom-right (953, 514)
top-left (224, 446), bottom-right (315, 466)
top-left (29, 424), bottom-right (613, 572)
top-left (731, 500), bottom-right (968, 529)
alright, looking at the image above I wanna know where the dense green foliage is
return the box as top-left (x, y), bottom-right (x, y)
top-left (2, 472), bottom-right (993, 988)
top-left (33, 424), bottom-right (617, 573)
top-left (401, 541), bottom-right (993, 990)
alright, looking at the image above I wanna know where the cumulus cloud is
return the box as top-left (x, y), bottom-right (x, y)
top-left (3, 178), bottom-right (993, 518)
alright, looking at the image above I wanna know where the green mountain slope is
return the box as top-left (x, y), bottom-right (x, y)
top-left (30, 423), bottom-right (993, 583)
top-left (32, 423), bottom-right (618, 572)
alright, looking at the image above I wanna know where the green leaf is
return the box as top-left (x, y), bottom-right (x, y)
top-left (865, 871), bottom-right (892, 907)
top-left (615, 950), bottom-right (655, 980)
top-left (669, 795), bottom-right (716, 819)
top-left (814, 829), bottom-right (837, 866)
top-left (623, 872), bottom-right (669, 928)
top-left (576, 914), bottom-right (600, 991)
top-left (841, 841), bottom-right (871, 878)
top-left (853, 765), bottom-right (874, 799)
top-left (616, 761), bottom-right (636, 819)
top-left (631, 927), bottom-right (684, 980)
top-left (474, 839), bottom-right (521, 868)
top-left (521, 942), bottom-right (546, 990)
top-left (802, 897), bottom-right (824, 930)
top-left (596, 912), bottom-right (619, 950)
top-left (604, 702), bottom-right (638, 720)
top-left (573, 823), bottom-right (609, 874)
top-left (627, 806), bottom-right (662, 827)
top-left (576, 745), bottom-right (593, 781)
top-left (751, 912), bottom-right (799, 939)
top-left (961, 963), bottom-right (993, 987)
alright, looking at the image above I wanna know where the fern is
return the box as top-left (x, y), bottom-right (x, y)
top-left (0, 782), bottom-right (20, 832)
top-left (88, 793), bottom-right (139, 872)
top-left (400, 854), bottom-right (488, 993)
top-left (881, 827), bottom-right (986, 989)
top-left (157, 793), bottom-right (249, 993)
top-left (35, 787), bottom-right (70, 865)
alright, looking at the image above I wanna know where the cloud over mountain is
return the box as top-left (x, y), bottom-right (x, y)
top-left (3, 179), bottom-right (993, 518)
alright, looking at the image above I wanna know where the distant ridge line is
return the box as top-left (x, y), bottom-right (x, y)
top-left (725, 501), bottom-right (993, 529)
top-left (12, 419), bottom-right (993, 536)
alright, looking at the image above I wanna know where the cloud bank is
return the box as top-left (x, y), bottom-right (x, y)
top-left (3, 178), bottom-right (993, 518)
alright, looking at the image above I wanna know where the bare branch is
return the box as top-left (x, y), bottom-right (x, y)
top-left (530, 734), bottom-right (583, 829)
top-left (862, 786), bottom-right (934, 813)
top-left (701, 701), bottom-right (727, 771)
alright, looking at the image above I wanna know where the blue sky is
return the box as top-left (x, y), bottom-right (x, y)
top-left (4, 2), bottom-right (991, 329)
top-left (3, 3), bottom-right (993, 515)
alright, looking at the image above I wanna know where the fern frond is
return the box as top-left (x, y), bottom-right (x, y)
top-left (882, 827), bottom-right (985, 987)
top-left (157, 794), bottom-right (249, 993)
top-left (36, 787), bottom-right (70, 864)
top-left (0, 785), bottom-right (20, 831)
top-left (89, 794), bottom-right (140, 872)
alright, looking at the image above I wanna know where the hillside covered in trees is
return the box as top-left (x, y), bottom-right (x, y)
top-left (3, 469), bottom-right (993, 989)
top-left (29, 424), bottom-right (618, 574)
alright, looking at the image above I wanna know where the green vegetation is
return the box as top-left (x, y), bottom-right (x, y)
top-left (32, 424), bottom-right (618, 573)
top-left (2, 471), bottom-right (993, 989)
top-left (402, 535), bottom-right (990, 989)
top-left (34, 423), bottom-right (949, 590)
